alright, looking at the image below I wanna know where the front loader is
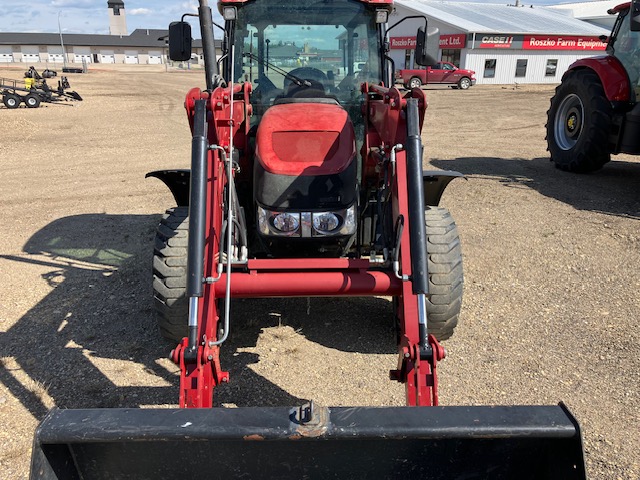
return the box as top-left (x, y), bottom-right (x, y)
top-left (31, 0), bottom-right (587, 478)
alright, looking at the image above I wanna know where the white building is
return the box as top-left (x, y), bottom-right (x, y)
top-left (389, 1), bottom-right (610, 84)
top-left (547, 0), bottom-right (621, 30)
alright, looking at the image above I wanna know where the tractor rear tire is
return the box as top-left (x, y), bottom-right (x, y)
top-left (3, 93), bottom-right (20, 109)
top-left (153, 207), bottom-right (189, 341)
top-left (546, 69), bottom-right (612, 173)
top-left (25, 93), bottom-right (41, 108)
top-left (425, 206), bottom-right (463, 341)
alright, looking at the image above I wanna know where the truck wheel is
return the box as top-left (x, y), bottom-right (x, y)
top-left (458, 77), bottom-right (471, 90)
top-left (546, 69), bottom-right (611, 173)
top-left (407, 77), bottom-right (422, 89)
top-left (3, 93), bottom-right (20, 109)
top-left (25, 93), bottom-right (41, 108)
top-left (153, 207), bottom-right (189, 341)
top-left (425, 206), bottom-right (463, 341)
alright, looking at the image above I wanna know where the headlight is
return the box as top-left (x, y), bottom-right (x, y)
top-left (273, 212), bottom-right (300, 233)
top-left (257, 206), bottom-right (300, 236)
top-left (257, 205), bottom-right (356, 237)
top-left (313, 212), bottom-right (339, 234)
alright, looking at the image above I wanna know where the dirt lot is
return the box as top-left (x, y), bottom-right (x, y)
top-left (0, 66), bottom-right (638, 479)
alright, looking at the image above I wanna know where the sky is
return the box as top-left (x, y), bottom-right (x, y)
top-left (0, 1), bottom-right (223, 35)
top-left (0, 0), bottom-right (565, 35)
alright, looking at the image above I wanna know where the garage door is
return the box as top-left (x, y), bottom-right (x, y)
top-left (0, 46), bottom-right (12, 63)
top-left (48, 53), bottom-right (64, 63)
top-left (124, 50), bottom-right (139, 64)
top-left (22, 53), bottom-right (41, 63)
top-left (73, 47), bottom-right (92, 64)
top-left (148, 50), bottom-right (162, 64)
top-left (47, 47), bottom-right (64, 64)
top-left (21, 46), bottom-right (40, 63)
top-left (100, 50), bottom-right (115, 63)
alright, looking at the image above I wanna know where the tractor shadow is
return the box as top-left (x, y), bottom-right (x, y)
top-left (0, 214), bottom-right (396, 417)
top-left (431, 156), bottom-right (640, 219)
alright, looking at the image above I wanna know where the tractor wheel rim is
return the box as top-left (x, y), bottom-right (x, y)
top-left (554, 93), bottom-right (584, 150)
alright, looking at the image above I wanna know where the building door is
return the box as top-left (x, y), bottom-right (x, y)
top-left (100, 51), bottom-right (115, 63)
top-left (0, 46), bottom-right (13, 63)
top-left (124, 51), bottom-right (139, 64)
top-left (148, 50), bottom-right (162, 64)
top-left (21, 46), bottom-right (40, 63)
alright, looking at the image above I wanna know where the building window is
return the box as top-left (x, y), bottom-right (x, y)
top-left (114, 6), bottom-right (121, 15)
top-left (515, 59), bottom-right (528, 77)
top-left (545, 59), bottom-right (558, 77)
top-left (404, 49), bottom-right (412, 69)
top-left (441, 49), bottom-right (461, 67)
top-left (484, 59), bottom-right (496, 78)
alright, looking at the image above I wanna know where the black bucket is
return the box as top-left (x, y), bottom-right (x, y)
top-left (31, 403), bottom-right (586, 480)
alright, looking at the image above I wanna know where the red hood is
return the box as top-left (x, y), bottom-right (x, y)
top-left (255, 103), bottom-right (356, 176)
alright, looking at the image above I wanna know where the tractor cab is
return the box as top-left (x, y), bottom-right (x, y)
top-left (606, 2), bottom-right (640, 100)
top-left (224, 0), bottom-right (385, 125)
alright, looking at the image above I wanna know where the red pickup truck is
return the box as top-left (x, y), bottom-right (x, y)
top-left (395, 62), bottom-right (476, 90)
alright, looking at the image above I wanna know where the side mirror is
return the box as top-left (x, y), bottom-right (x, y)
top-left (169, 21), bottom-right (192, 61)
top-left (414, 27), bottom-right (437, 66)
top-left (631, 0), bottom-right (640, 32)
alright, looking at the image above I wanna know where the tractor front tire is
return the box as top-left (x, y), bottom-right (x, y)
top-left (153, 207), bottom-right (189, 341)
top-left (546, 69), bottom-right (612, 173)
top-left (425, 206), bottom-right (463, 341)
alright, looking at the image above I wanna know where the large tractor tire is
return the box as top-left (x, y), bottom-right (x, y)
top-left (546, 69), bottom-right (612, 173)
top-left (153, 207), bottom-right (189, 341)
top-left (424, 206), bottom-right (463, 341)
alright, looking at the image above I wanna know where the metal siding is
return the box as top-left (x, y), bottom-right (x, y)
top-left (466, 51), bottom-right (601, 84)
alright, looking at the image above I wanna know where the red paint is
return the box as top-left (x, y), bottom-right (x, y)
top-left (255, 103), bottom-right (355, 176)
top-left (439, 34), bottom-right (466, 49)
top-left (175, 28), bottom-right (441, 408)
top-left (212, 271), bottom-right (401, 297)
top-left (389, 36), bottom-right (417, 49)
top-left (567, 56), bottom-right (631, 102)
top-left (523, 35), bottom-right (606, 51)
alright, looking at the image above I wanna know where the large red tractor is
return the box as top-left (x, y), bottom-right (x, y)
top-left (547, 1), bottom-right (640, 172)
top-left (30, 0), bottom-right (587, 478)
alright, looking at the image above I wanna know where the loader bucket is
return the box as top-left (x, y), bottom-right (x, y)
top-left (31, 404), bottom-right (586, 480)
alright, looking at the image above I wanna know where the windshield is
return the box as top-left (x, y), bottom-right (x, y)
top-left (608, 8), bottom-right (640, 100)
top-left (230, 0), bottom-right (383, 116)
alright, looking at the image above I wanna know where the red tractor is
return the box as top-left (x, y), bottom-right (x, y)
top-left (547, 1), bottom-right (640, 172)
top-left (30, 0), bottom-right (587, 478)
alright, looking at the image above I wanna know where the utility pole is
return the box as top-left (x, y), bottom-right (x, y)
top-left (58, 11), bottom-right (68, 69)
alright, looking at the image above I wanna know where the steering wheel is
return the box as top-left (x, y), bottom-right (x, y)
top-left (283, 67), bottom-right (328, 89)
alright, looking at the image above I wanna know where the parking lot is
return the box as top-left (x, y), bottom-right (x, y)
top-left (0, 67), bottom-right (638, 478)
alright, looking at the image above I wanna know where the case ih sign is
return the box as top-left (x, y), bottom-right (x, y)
top-left (439, 34), bottom-right (467, 49)
top-left (477, 34), bottom-right (606, 50)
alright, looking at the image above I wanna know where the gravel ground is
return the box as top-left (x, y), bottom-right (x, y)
top-left (0, 66), bottom-right (638, 479)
